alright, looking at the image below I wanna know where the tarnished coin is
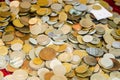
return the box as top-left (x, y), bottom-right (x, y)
top-left (2, 32), bottom-right (14, 42)
top-left (44, 71), bottom-right (54, 80)
top-left (39, 47), bottom-right (56, 60)
top-left (83, 55), bottom-right (97, 66)
top-left (69, 8), bottom-right (82, 16)
top-left (59, 24), bottom-right (72, 34)
top-left (51, 3), bottom-right (63, 12)
top-left (95, 25), bottom-right (105, 35)
top-left (37, 34), bottom-right (51, 45)
top-left (90, 36), bottom-right (100, 44)
top-left (86, 48), bottom-right (104, 57)
top-left (109, 48), bottom-right (120, 57)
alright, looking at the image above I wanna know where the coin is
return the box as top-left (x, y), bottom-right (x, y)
top-left (37, 0), bottom-right (49, 6)
top-left (11, 43), bottom-right (23, 51)
top-left (83, 55), bottom-right (97, 66)
top-left (2, 32), bottom-right (14, 42)
top-left (27, 76), bottom-right (40, 80)
top-left (74, 4), bottom-right (87, 11)
top-left (53, 65), bottom-right (66, 75)
top-left (90, 73), bottom-right (107, 80)
top-left (12, 69), bottom-right (28, 80)
top-left (92, 5), bottom-right (102, 10)
top-left (13, 19), bottom-right (24, 28)
top-left (0, 46), bottom-right (8, 56)
top-left (75, 64), bottom-right (89, 74)
top-left (82, 35), bottom-right (93, 42)
top-left (59, 11), bottom-right (67, 22)
top-left (44, 71), bottom-right (54, 80)
top-left (59, 24), bottom-right (72, 34)
top-left (39, 47), bottom-right (56, 60)
top-left (98, 58), bottom-right (114, 69)
top-left (50, 75), bottom-right (67, 80)
top-left (63, 63), bottom-right (72, 73)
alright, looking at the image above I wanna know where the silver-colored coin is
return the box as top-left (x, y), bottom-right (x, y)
top-left (86, 48), bottom-right (104, 57)
top-left (90, 36), bottom-right (100, 44)
top-left (74, 4), bottom-right (87, 11)
top-left (112, 41), bottom-right (120, 49)
top-left (69, 8), bottom-right (82, 16)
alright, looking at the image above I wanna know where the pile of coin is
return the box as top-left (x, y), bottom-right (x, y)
top-left (0, 0), bottom-right (120, 80)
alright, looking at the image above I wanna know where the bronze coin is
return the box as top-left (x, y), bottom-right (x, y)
top-left (83, 55), bottom-right (97, 66)
top-left (39, 47), bottom-right (56, 60)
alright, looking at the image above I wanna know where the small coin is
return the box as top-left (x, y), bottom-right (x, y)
top-left (27, 76), bottom-right (40, 80)
top-left (0, 46), bottom-right (8, 56)
top-left (2, 32), bottom-right (14, 42)
top-left (39, 47), bottom-right (56, 60)
top-left (110, 71), bottom-right (120, 79)
top-left (11, 43), bottom-right (23, 51)
top-left (63, 63), bottom-right (72, 73)
top-left (86, 48), bottom-right (104, 57)
top-left (98, 58), bottom-right (114, 69)
top-left (59, 11), bottom-right (67, 22)
top-left (103, 53), bottom-right (115, 59)
top-left (92, 5), bottom-right (102, 10)
top-left (44, 71), bottom-right (54, 80)
top-left (12, 69), bottom-right (28, 80)
top-left (59, 24), bottom-right (72, 34)
top-left (50, 75), bottom-right (67, 80)
top-left (74, 4), bottom-right (87, 11)
top-left (82, 35), bottom-right (93, 42)
top-left (90, 73), bottom-right (107, 80)
top-left (53, 65), bottom-right (66, 75)
top-left (37, 0), bottom-right (49, 6)
top-left (75, 64), bottom-right (89, 74)
top-left (51, 3), bottom-right (63, 12)
top-left (83, 55), bottom-right (97, 66)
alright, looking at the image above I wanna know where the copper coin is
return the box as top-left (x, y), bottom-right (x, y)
top-left (39, 47), bottom-right (56, 60)
top-left (109, 58), bottom-right (120, 71)
top-left (44, 71), bottom-right (54, 80)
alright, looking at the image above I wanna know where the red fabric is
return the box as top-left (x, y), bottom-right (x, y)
top-left (104, 0), bottom-right (120, 14)
top-left (0, 69), bottom-right (12, 76)
top-left (0, 0), bottom-right (120, 77)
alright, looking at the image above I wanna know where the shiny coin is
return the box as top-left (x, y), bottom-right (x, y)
top-left (109, 48), bottom-right (120, 57)
top-left (86, 48), bottom-right (104, 57)
top-left (3, 75), bottom-right (14, 80)
top-left (50, 58), bottom-right (62, 69)
top-left (82, 35), bottom-right (93, 42)
top-left (83, 55), bottom-right (97, 66)
top-left (95, 25), bottom-right (105, 35)
top-left (10, 1), bottom-right (20, 7)
top-left (29, 38), bottom-right (37, 45)
top-left (78, 30), bottom-right (89, 35)
top-left (63, 63), bottom-right (72, 73)
top-left (92, 5), bottom-right (102, 10)
top-left (112, 41), bottom-right (120, 48)
top-left (98, 58), bottom-right (114, 69)
top-left (13, 19), bottom-right (24, 28)
top-left (74, 4), bottom-right (87, 11)
top-left (39, 47), bottom-right (56, 60)
top-left (30, 24), bottom-right (42, 35)
top-left (0, 55), bottom-right (7, 69)
top-left (28, 17), bottom-right (38, 25)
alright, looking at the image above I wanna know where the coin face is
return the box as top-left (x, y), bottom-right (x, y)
top-left (39, 47), bottom-right (56, 60)
top-left (92, 5), bottom-right (102, 10)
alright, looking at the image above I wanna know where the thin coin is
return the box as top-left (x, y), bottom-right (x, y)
top-left (92, 5), bottom-right (102, 10)
top-left (82, 35), bottom-right (93, 42)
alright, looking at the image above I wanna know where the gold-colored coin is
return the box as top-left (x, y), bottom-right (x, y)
top-left (0, 46), bottom-right (8, 56)
top-left (63, 63), bottom-right (72, 73)
top-left (33, 58), bottom-right (43, 65)
top-left (59, 11), bottom-right (67, 22)
top-left (10, 37), bottom-right (24, 45)
top-left (79, 0), bottom-right (88, 4)
top-left (115, 29), bottom-right (120, 36)
top-left (5, 25), bottom-right (15, 32)
top-left (77, 35), bottom-right (85, 44)
top-left (73, 50), bottom-right (88, 58)
top-left (92, 5), bottom-right (102, 10)
top-left (23, 43), bottom-right (32, 54)
top-left (58, 44), bottom-right (67, 52)
top-left (30, 4), bottom-right (40, 12)
top-left (48, 44), bottom-right (60, 52)
top-left (37, 0), bottom-right (49, 6)
top-left (36, 8), bottom-right (51, 16)
top-left (75, 64), bottom-right (89, 74)
top-left (66, 70), bottom-right (75, 78)
top-left (44, 71), bottom-right (54, 80)
top-left (64, 5), bottom-right (73, 13)
top-left (13, 19), bottom-right (24, 28)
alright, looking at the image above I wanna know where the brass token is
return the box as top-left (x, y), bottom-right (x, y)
top-left (39, 47), bottom-right (56, 60)
top-left (92, 5), bottom-right (102, 10)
